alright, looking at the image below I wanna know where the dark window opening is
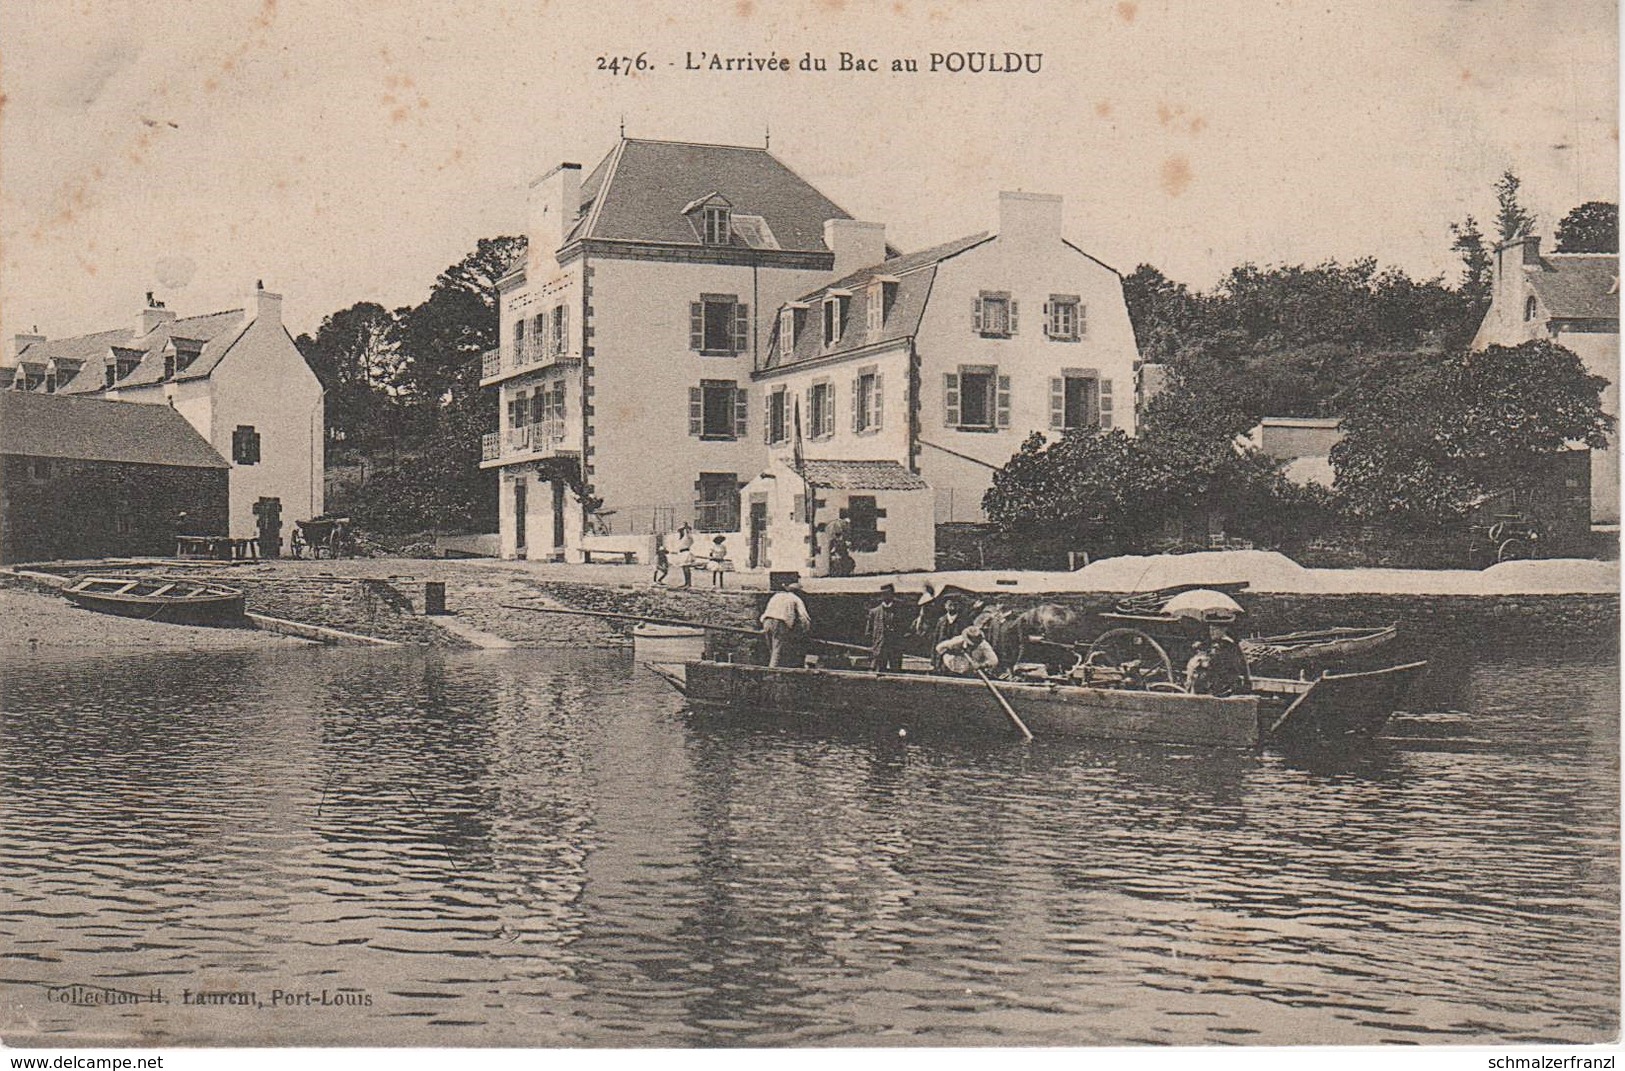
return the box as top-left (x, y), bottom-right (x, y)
top-left (848, 495), bottom-right (880, 552)
top-left (960, 371), bottom-right (994, 428)
top-left (232, 425), bottom-right (262, 465)
top-left (696, 472), bottom-right (740, 532)
top-left (1064, 376), bottom-right (1099, 430)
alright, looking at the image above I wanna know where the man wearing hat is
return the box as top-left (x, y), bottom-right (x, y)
top-left (760, 575), bottom-right (811, 668)
top-left (935, 624), bottom-right (1000, 676)
top-left (866, 583), bottom-right (907, 675)
top-left (1185, 612), bottom-right (1251, 697)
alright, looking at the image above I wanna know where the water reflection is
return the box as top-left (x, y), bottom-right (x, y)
top-left (0, 647), bottom-right (1615, 1046)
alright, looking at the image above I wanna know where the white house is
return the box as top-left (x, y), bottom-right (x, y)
top-left (10, 285), bottom-right (324, 551)
top-left (482, 137), bottom-right (870, 562)
top-left (1472, 234), bottom-right (1620, 526)
top-left (746, 191), bottom-right (1141, 575)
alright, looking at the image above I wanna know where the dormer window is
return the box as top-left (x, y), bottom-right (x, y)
top-left (163, 353), bottom-right (176, 381)
top-left (703, 205), bottom-right (731, 245)
top-left (866, 277), bottom-right (899, 336)
top-left (778, 303), bottom-right (809, 355)
top-left (823, 291), bottom-right (852, 348)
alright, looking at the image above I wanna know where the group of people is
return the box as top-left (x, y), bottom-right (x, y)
top-left (652, 524), bottom-right (732, 590)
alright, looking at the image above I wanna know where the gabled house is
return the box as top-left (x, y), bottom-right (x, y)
top-left (482, 136), bottom-right (879, 562)
top-left (1472, 235), bottom-right (1620, 526)
top-left (9, 285), bottom-right (324, 551)
top-left (0, 392), bottom-right (229, 563)
top-left (746, 191), bottom-right (1141, 575)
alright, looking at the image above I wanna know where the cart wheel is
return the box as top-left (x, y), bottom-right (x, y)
top-left (1496, 537), bottom-right (1529, 562)
top-left (1083, 628), bottom-right (1175, 689)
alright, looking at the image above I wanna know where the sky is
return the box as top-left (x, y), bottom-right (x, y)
top-left (0, 0), bottom-right (1617, 344)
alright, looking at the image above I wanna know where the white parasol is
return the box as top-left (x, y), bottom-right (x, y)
top-left (1162, 589), bottom-right (1245, 623)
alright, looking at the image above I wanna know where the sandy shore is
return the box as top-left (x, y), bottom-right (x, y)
top-left (0, 588), bottom-right (309, 653)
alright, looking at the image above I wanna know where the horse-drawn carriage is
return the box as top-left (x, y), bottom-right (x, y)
top-left (292, 516), bottom-right (358, 559)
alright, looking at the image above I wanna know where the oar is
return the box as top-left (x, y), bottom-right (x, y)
top-left (974, 668), bottom-right (1033, 742)
top-left (498, 602), bottom-right (871, 654)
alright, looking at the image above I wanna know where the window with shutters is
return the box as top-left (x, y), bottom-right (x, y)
top-left (947, 366), bottom-right (1008, 430)
top-left (823, 292), bottom-right (851, 349)
top-left (232, 425), bottom-right (262, 465)
top-left (765, 387), bottom-right (788, 445)
top-left (695, 472), bottom-right (740, 532)
top-left (550, 304), bottom-right (569, 358)
top-left (847, 495), bottom-right (881, 552)
top-left (974, 291), bottom-right (1016, 338)
top-left (691, 294), bottom-right (749, 355)
top-left (808, 381), bottom-right (835, 440)
top-left (690, 380), bottom-right (747, 441)
top-left (1045, 295), bottom-right (1083, 341)
top-left (1050, 371), bottom-right (1105, 431)
top-left (852, 368), bottom-right (883, 433)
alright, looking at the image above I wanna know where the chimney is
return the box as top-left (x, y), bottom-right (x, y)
top-left (823, 219), bottom-right (887, 279)
top-left (997, 191), bottom-right (1063, 247)
top-left (529, 162), bottom-right (583, 266)
top-left (138, 292), bottom-right (176, 337)
top-left (251, 280), bottom-right (284, 326)
top-left (14, 332), bottom-right (45, 359)
top-left (1520, 234), bottom-right (1541, 264)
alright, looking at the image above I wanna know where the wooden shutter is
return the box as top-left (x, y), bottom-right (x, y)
top-left (1009, 300), bottom-right (1019, 336)
top-left (1098, 378), bottom-right (1114, 429)
top-left (1078, 303), bottom-right (1088, 338)
top-left (733, 303), bottom-right (750, 354)
top-left (873, 373), bottom-right (884, 430)
top-left (996, 374), bottom-right (1012, 428)
top-left (1042, 302), bottom-right (1052, 339)
top-left (734, 387), bottom-right (749, 440)
top-left (689, 303), bottom-right (704, 350)
top-left (822, 386), bottom-right (836, 438)
top-left (851, 376), bottom-right (862, 432)
top-left (971, 298), bottom-right (983, 333)
top-left (688, 386), bottom-right (703, 436)
top-left (559, 305), bottom-right (570, 356)
top-left (763, 392), bottom-right (773, 444)
top-left (1049, 377), bottom-right (1065, 429)
top-left (944, 373), bottom-right (960, 427)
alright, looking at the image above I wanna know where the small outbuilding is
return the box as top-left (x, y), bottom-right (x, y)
top-left (742, 456), bottom-right (935, 576)
top-left (0, 392), bottom-right (229, 564)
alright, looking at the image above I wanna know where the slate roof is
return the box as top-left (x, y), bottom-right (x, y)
top-left (0, 392), bottom-right (228, 468)
top-left (14, 309), bottom-right (247, 395)
top-left (1529, 253), bottom-right (1620, 321)
top-left (800, 459), bottom-right (929, 491)
top-left (761, 233), bottom-right (992, 372)
top-left (562, 138), bottom-right (855, 253)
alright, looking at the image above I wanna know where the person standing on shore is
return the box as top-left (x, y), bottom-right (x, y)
top-left (652, 539), bottom-right (670, 586)
top-left (866, 583), bottom-right (907, 674)
top-left (675, 524), bottom-right (695, 588)
top-left (760, 578), bottom-right (811, 668)
top-left (708, 535), bottom-right (729, 590)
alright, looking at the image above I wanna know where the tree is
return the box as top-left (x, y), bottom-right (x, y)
top-left (295, 302), bottom-right (403, 447)
top-left (394, 236), bottom-right (526, 408)
top-left (1330, 340), bottom-right (1612, 524)
top-left (1493, 169), bottom-right (1536, 242)
top-left (1554, 201), bottom-right (1618, 253)
top-left (1449, 215), bottom-right (1492, 308)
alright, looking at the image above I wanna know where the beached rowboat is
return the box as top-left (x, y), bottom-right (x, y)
top-left (647, 659), bottom-right (1428, 749)
top-left (61, 575), bottom-right (246, 627)
top-left (1239, 625), bottom-right (1399, 666)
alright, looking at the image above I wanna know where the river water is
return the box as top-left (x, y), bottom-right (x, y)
top-left (0, 646), bottom-right (1616, 1047)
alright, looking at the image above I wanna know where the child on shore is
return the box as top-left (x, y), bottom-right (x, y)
top-left (652, 539), bottom-right (670, 586)
top-left (708, 535), bottom-right (729, 589)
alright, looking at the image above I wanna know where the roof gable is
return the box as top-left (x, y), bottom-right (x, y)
top-left (1528, 253), bottom-right (1620, 321)
top-left (0, 392), bottom-right (228, 468)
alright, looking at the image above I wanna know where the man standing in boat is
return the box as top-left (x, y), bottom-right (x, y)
top-left (760, 577), bottom-right (811, 668)
top-left (930, 595), bottom-right (970, 672)
top-left (866, 583), bottom-right (907, 674)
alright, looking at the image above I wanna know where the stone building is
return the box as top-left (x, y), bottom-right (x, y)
top-left (0, 392), bottom-right (229, 564)
top-left (1472, 235), bottom-right (1619, 527)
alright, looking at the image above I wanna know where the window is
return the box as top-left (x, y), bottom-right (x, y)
top-left (852, 369), bottom-right (884, 433)
top-left (808, 381), bottom-right (836, 439)
top-left (1045, 295), bottom-right (1083, 341)
top-left (765, 387), bottom-right (789, 445)
top-left (163, 353), bottom-right (176, 381)
top-left (1524, 295), bottom-right (1539, 322)
top-left (945, 367), bottom-right (1010, 430)
top-left (866, 278), bottom-right (899, 336)
top-left (1050, 372), bottom-right (1112, 431)
top-left (847, 495), bottom-right (881, 552)
top-left (689, 380), bottom-right (748, 441)
top-left (691, 294), bottom-right (749, 355)
top-left (105, 363), bottom-right (117, 389)
top-left (695, 472), bottom-right (741, 532)
top-left (232, 425), bottom-right (262, 465)
top-left (973, 291), bottom-right (1017, 338)
top-left (514, 317), bottom-right (526, 349)
top-left (703, 205), bottom-right (732, 245)
top-left (28, 458), bottom-right (50, 483)
top-left (823, 293), bottom-right (851, 348)
top-left (550, 304), bottom-right (569, 358)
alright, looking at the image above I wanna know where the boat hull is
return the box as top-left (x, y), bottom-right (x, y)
top-left (675, 661), bottom-right (1263, 748)
top-left (61, 577), bottom-right (247, 627)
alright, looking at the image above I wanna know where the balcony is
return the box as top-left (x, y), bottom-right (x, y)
top-left (480, 416), bottom-right (578, 468)
top-left (480, 334), bottom-right (580, 386)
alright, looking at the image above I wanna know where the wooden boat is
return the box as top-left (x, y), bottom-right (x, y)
top-left (61, 575), bottom-right (247, 626)
top-left (646, 658), bottom-right (1429, 749)
top-left (1240, 625), bottom-right (1399, 666)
